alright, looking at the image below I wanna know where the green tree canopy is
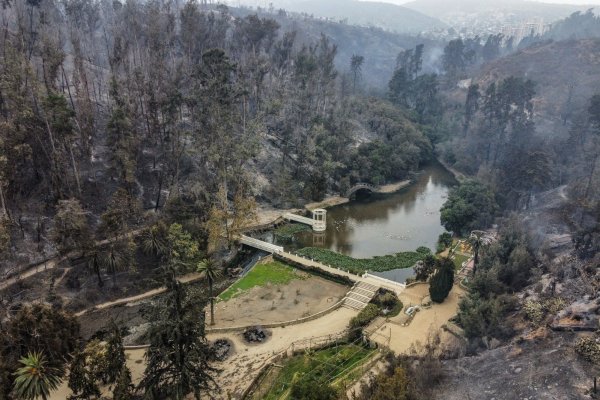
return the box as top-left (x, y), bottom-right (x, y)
top-left (440, 180), bottom-right (498, 235)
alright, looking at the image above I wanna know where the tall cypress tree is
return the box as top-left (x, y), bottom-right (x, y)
top-left (429, 258), bottom-right (455, 303)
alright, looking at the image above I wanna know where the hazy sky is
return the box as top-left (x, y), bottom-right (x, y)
top-left (361, 0), bottom-right (600, 4)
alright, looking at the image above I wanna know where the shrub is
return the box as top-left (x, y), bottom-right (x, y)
top-left (368, 367), bottom-right (410, 400)
top-left (349, 304), bottom-right (381, 331)
top-left (575, 337), bottom-right (600, 364)
top-left (524, 298), bottom-right (566, 326)
top-left (523, 301), bottom-right (544, 326)
top-left (379, 293), bottom-right (399, 309)
top-left (416, 246), bottom-right (432, 255)
top-left (290, 376), bottom-right (338, 400)
top-left (457, 293), bottom-right (516, 339)
top-left (437, 232), bottom-right (453, 253)
top-left (429, 258), bottom-right (454, 303)
top-left (469, 268), bottom-right (505, 299)
top-left (414, 255), bottom-right (436, 281)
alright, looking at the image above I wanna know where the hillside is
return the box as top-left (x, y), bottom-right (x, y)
top-left (235, 6), bottom-right (441, 89)
top-left (404, 0), bottom-right (589, 23)
top-left (271, 0), bottom-right (446, 33)
top-left (0, 2), bottom-right (433, 272)
top-left (472, 39), bottom-right (600, 131)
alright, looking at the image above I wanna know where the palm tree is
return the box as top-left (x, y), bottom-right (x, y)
top-left (100, 240), bottom-right (134, 287)
top-left (468, 230), bottom-right (493, 275)
top-left (102, 244), bottom-right (126, 287)
top-left (141, 222), bottom-right (167, 257)
top-left (13, 352), bottom-right (62, 400)
top-left (88, 249), bottom-right (104, 287)
top-left (197, 258), bottom-right (221, 326)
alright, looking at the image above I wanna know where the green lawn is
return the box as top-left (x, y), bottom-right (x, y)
top-left (218, 261), bottom-right (304, 302)
top-left (295, 247), bottom-right (431, 274)
top-left (258, 344), bottom-right (375, 400)
top-left (452, 253), bottom-right (470, 270)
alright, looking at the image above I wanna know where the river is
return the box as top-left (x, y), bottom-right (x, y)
top-left (278, 162), bottom-right (457, 282)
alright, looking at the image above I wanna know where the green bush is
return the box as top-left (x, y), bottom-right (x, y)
top-left (457, 293), bottom-right (517, 339)
top-left (290, 376), bottom-right (338, 400)
top-left (437, 232), bottom-right (453, 253)
top-left (349, 304), bottom-right (381, 331)
top-left (416, 246), bottom-right (432, 255)
top-left (379, 293), bottom-right (399, 309)
top-left (262, 344), bottom-right (373, 399)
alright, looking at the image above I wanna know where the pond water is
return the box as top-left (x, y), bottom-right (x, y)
top-left (278, 162), bottom-right (457, 282)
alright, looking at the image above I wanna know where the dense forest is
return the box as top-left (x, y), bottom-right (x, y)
top-left (0, 0), bottom-right (434, 270)
top-left (1, 0), bottom-right (600, 398)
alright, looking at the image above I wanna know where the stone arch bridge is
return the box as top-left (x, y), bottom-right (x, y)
top-left (345, 183), bottom-right (380, 198)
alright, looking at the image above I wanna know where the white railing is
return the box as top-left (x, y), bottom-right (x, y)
top-left (363, 272), bottom-right (406, 289)
top-left (283, 213), bottom-right (314, 226)
top-left (238, 235), bottom-right (284, 253)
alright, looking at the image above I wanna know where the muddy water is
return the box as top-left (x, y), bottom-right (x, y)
top-left (285, 162), bottom-right (456, 281)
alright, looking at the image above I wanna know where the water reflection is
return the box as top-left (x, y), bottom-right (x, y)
top-left (289, 162), bottom-right (456, 259)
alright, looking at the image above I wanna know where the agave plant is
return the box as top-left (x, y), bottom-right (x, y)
top-left (13, 352), bottom-right (63, 400)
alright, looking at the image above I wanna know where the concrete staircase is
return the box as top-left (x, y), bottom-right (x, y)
top-left (342, 282), bottom-right (379, 311)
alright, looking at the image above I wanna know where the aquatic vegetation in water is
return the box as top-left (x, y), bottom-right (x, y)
top-left (295, 247), bottom-right (430, 274)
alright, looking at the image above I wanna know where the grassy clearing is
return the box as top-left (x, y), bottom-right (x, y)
top-left (218, 261), bottom-right (304, 302)
top-left (258, 344), bottom-right (375, 400)
top-left (295, 247), bottom-right (431, 274)
top-left (452, 253), bottom-right (470, 270)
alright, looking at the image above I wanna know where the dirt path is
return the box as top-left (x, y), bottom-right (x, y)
top-left (0, 256), bottom-right (66, 291)
top-left (51, 278), bottom-right (462, 399)
top-left (53, 267), bottom-right (71, 287)
top-left (305, 196), bottom-right (349, 210)
top-left (378, 179), bottom-right (410, 194)
top-left (1, 228), bottom-right (145, 293)
top-left (75, 271), bottom-right (204, 317)
top-left (50, 307), bottom-right (358, 400)
top-left (368, 284), bottom-right (466, 354)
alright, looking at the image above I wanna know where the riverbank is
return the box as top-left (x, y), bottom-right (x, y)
top-left (377, 179), bottom-right (411, 194)
top-left (305, 196), bottom-right (349, 211)
top-left (436, 158), bottom-right (466, 182)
